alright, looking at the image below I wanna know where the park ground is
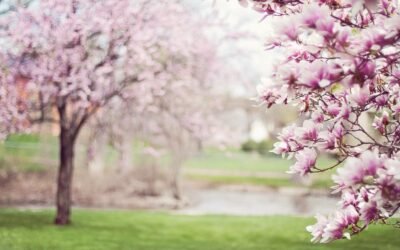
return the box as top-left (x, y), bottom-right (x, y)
top-left (1, 135), bottom-right (399, 249)
top-left (0, 209), bottom-right (399, 250)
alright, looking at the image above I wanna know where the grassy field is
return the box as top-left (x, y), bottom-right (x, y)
top-left (0, 134), bottom-right (57, 172)
top-left (0, 134), bottom-right (117, 172)
top-left (184, 148), bottom-right (335, 173)
top-left (0, 209), bottom-right (398, 250)
top-left (0, 134), bottom-right (334, 173)
top-left (0, 134), bottom-right (336, 189)
top-left (186, 174), bottom-right (333, 189)
top-left (184, 149), bottom-right (336, 189)
top-left (185, 150), bottom-right (293, 172)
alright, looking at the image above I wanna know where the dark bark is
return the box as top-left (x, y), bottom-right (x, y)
top-left (54, 104), bottom-right (79, 225)
top-left (54, 125), bottom-right (76, 225)
top-left (171, 177), bottom-right (181, 200)
top-left (170, 156), bottom-right (182, 200)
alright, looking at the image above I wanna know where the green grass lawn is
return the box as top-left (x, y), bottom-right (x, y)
top-left (187, 174), bottom-right (333, 189)
top-left (1, 134), bottom-right (335, 174)
top-left (0, 133), bottom-right (334, 175)
top-left (0, 134), bottom-right (57, 172)
top-left (0, 209), bottom-right (398, 250)
top-left (184, 149), bottom-right (336, 189)
top-left (185, 149), bottom-right (335, 173)
top-left (185, 150), bottom-right (292, 172)
top-left (0, 134), bottom-right (117, 172)
top-left (0, 134), bottom-right (337, 190)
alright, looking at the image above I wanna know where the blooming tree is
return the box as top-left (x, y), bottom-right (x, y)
top-left (84, 15), bottom-right (238, 199)
top-left (0, 74), bottom-right (27, 138)
top-left (239, 0), bottom-right (400, 243)
top-left (0, 0), bottom-right (213, 225)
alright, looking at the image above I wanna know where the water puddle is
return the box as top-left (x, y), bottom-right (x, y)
top-left (177, 188), bottom-right (338, 216)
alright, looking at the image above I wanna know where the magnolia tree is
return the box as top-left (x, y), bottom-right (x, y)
top-left (0, 75), bottom-right (26, 138)
top-left (84, 21), bottom-right (233, 199)
top-left (89, 96), bottom-right (225, 199)
top-left (239, 0), bottom-right (400, 243)
top-left (0, 0), bottom-right (215, 225)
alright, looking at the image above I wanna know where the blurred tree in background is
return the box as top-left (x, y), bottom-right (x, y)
top-left (0, 0), bottom-right (237, 225)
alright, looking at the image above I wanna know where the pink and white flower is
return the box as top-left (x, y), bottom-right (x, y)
top-left (288, 148), bottom-right (317, 176)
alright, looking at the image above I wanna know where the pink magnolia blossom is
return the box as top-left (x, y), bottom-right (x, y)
top-left (307, 205), bottom-right (359, 243)
top-left (359, 199), bottom-right (381, 224)
top-left (321, 206), bottom-right (358, 242)
top-left (318, 131), bottom-right (336, 151)
top-left (300, 120), bottom-right (319, 142)
top-left (349, 85), bottom-right (370, 106)
top-left (306, 214), bottom-right (330, 243)
top-left (243, 0), bottom-right (400, 241)
top-left (333, 151), bottom-right (384, 191)
top-left (287, 148), bottom-right (317, 176)
top-left (372, 111), bottom-right (390, 134)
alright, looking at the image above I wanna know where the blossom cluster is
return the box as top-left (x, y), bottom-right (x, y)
top-left (0, 74), bottom-right (28, 138)
top-left (0, 0), bottom-right (221, 139)
top-left (242, 0), bottom-right (400, 242)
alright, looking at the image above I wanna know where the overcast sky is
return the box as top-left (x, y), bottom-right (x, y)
top-left (196, 0), bottom-right (278, 97)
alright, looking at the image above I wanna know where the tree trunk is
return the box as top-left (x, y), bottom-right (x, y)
top-left (171, 173), bottom-right (181, 200)
top-left (171, 155), bottom-right (182, 200)
top-left (54, 126), bottom-right (76, 225)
